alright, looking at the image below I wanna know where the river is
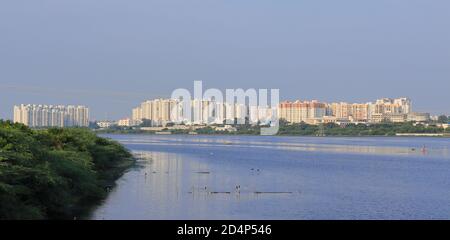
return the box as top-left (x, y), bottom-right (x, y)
top-left (91, 135), bottom-right (450, 220)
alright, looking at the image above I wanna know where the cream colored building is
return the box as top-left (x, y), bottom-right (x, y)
top-left (279, 100), bottom-right (326, 124)
top-left (132, 107), bottom-right (142, 122)
top-left (351, 103), bottom-right (370, 122)
top-left (235, 103), bottom-right (247, 124)
top-left (407, 112), bottom-right (430, 122)
top-left (131, 97), bottom-right (416, 126)
top-left (369, 98), bottom-right (412, 123)
top-left (117, 118), bottom-right (141, 127)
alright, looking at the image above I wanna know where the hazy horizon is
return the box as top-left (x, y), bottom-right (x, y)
top-left (1, 0), bottom-right (449, 120)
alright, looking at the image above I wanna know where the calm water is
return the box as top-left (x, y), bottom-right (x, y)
top-left (91, 135), bottom-right (450, 220)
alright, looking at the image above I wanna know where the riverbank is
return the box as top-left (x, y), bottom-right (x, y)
top-left (0, 120), bottom-right (134, 220)
top-left (94, 122), bottom-right (450, 137)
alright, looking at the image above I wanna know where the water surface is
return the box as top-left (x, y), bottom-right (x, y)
top-left (91, 135), bottom-right (450, 220)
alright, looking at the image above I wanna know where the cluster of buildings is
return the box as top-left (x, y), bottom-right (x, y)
top-left (10, 97), bottom-right (434, 129)
top-left (128, 98), bottom-right (275, 127)
top-left (279, 97), bottom-right (429, 125)
top-left (122, 97), bottom-right (430, 127)
top-left (13, 104), bottom-right (89, 127)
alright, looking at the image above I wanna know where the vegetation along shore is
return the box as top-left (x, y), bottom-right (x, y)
top-left (95, 121), bottom-right (450, 137)
top-left (0, 120), bottom-right (134, 220)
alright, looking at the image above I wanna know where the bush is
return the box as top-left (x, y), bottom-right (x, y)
top-left (0, 120), bottom-right (133, 219)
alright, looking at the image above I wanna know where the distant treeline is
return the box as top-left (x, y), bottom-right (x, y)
top-left (276, 121), bottom-right (449, 136)
top-left (0, 120), bottom-right (134, 220)
top-left (229, 121), bottom-right (449, 136)
top-left (95, 121), bottom-right (450, 136)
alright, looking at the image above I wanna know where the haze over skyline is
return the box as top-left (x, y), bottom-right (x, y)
top-left (1, 0), bottom-right (449, 120)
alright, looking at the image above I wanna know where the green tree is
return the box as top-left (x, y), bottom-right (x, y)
top-left (438, 115), bottom-right (449, 123)
top-left (0, 121), bottom-right (133, 220)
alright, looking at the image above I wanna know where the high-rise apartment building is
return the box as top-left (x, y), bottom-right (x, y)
top-left (13, 104), bottom-right (89, 127)
top-left (328, 102), bottom-right (370, 122)
top-left (132, 98), bottom-right (273, 126)
top-left (279, 100), bottom-right (326, 124)
top-left (131, 97), bottom-right (418, 126)
top-left (351, 103), bottom-right (370, 122)
top-left (369, 98), bottom-right (412, 123)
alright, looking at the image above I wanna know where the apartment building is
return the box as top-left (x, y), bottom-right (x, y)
top-left (14, 104), bottom-right (89, 127)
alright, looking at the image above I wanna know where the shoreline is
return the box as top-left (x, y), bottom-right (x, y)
top-left (94, 122), bottom-right (449, 138)
top-left (97, 131), bottom-right (450, 138)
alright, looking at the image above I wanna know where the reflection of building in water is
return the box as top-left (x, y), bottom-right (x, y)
top-left (135, 151), bottom-right (183, 188)
top-left (132, 151), bottom-right (212, 205)
top-left (132, 151), bottom-right (184, 214)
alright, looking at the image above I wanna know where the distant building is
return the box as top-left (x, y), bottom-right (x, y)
top-left (132, 107), bottom-right (142, 122)
top-left (132, 98), bottom-right (178, 126)
top-left (132, 98), bottom-right (273, 126)
top-left (234, 103), bottom-right (247, 124)
top-left (369, 98), bottom-right (411, 123)
top-left (328, 102), bottom-right (370, 122)
top-left (212, 125), bottom-right (237, 132)
top-left (407, 112), bottom-right (431, 122)
top-left (430, 115), bottom-right (439, 122)
top-left (130, 97), bottom-right (416, 126)
top-left (388, 113), bottom-right (408, 123)
top-left (96, 120), bottom-right (116, 128)
top-left (279, 100), bottom-right (326, 124)
top-left (13, 104), bottom-right (89, 127)
top-left (249, 105), bottom-right (273, 125)
top-left (117, 118), bottom-right (141, 127)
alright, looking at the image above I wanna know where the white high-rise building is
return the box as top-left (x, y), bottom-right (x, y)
top-left (13, 104), bottom-right (89, 127)
top-left (132, 98), bottom-right (254, 126)
top-left (234, 104), bottom-right (247, 124)
top-left (249, 106), bottom-right (259, 124)
top-left (224, 102), bottom-right (235, 124)
top-left (248, 105), bottom-right (274, 125)
top-left (211, 101), bottom-right (225, 124)
top-left (129, 96), bottom-right (419, 126)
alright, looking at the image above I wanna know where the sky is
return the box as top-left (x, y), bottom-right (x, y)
top-left (0, 0), bottom-right (449, 120)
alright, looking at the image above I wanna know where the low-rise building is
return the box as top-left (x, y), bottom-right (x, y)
top-left (212, 125), bottom-right (237, 132)
top-left (407, 112), bottom-right (431, 122)
top-left (389, 114), bottom-right (408, 123)
top-left (96, 120), bottom-right (116, 128)
top-left (117, 118), bottom-right (141, 127)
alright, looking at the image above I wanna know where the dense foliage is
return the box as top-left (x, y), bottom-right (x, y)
top-left (0, 120), bottom-right (133, 220)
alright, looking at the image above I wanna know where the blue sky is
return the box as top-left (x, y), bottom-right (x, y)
top-left (1, 0), bottom-right (449, 120)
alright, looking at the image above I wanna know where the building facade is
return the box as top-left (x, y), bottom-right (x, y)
top-left (132, 98), bottom-right (274, 126)
top-left (279, 100), bottom-right (326, 124)
top-left (14, 104), bottom-right (89, 127)
top-left (131, 97), bottom-right (422, 126)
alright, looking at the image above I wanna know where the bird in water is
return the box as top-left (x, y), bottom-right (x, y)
top-left (421, 145), bottom-right (427, 154)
